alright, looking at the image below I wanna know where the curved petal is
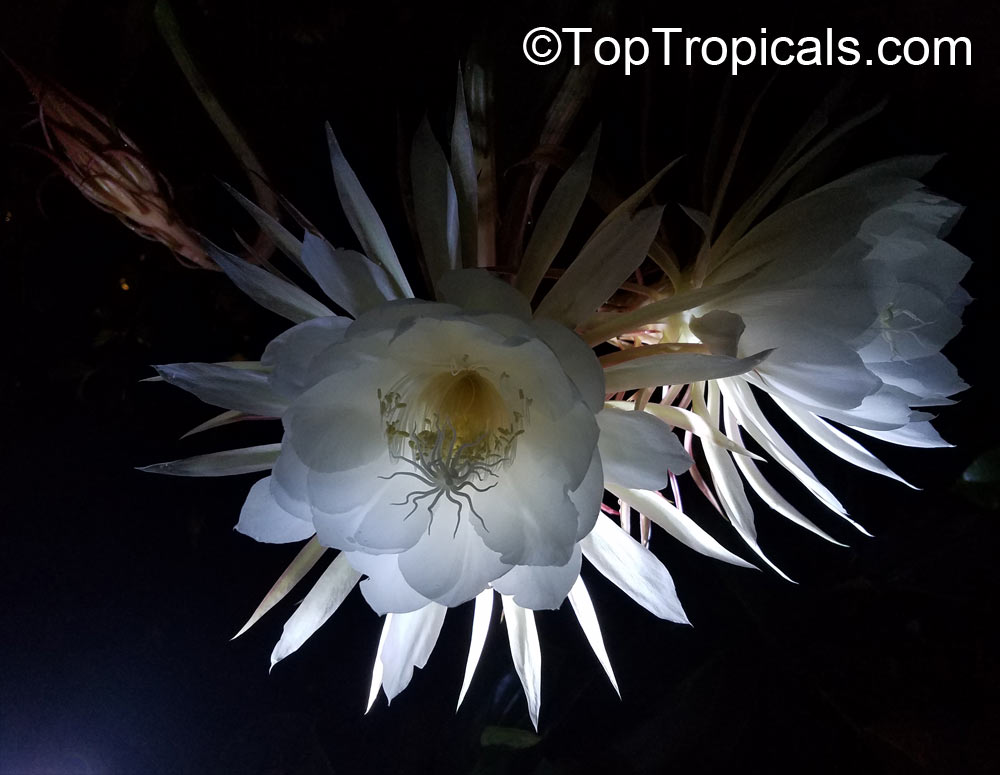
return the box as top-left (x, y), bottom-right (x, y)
top-left (139, 443), bottom-right (281, 477)
top-left (491, 544), bottom-right (581, 610)
top-left (396, 510), bottom-right (509, 607)
top-left (236, 477), bottom-right (316, 544)
top-left (154, 363), bottom-right (287, 417)
top-left (300, 233), bottom-right (399, 317)
top-left (580, 516), bottom-right (689, 624)
top-left (206, 241), bottom-right (333, 322)
top-left (501, 597), bottom-right (542, 731)
top-left (457, 589), bottom-right (494, 709)
top-left (597, 406), bottom-right (691, 490)
top-left (270, 553), bottom-right (362, 667)
top-left (438, 268), bottom-right (531, 320)
top-left (262, 316), bottom-right (350, 399)
top-left (378, 603), bottom-right (448, 703)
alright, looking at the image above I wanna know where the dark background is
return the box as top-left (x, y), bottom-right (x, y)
top-left (1, 1), bottom-right (998, 773)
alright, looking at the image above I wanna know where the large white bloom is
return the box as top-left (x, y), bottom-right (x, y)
top-left (586, 151), bottom-right (970, 573)
top-left (144, 107), bottom-right (713, 728)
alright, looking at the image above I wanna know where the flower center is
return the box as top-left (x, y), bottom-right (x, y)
top-left (377, 366), bottom-right (530, 533)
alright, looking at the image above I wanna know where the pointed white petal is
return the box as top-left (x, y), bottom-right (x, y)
top-left (721, 409), bottom-right (847, 545)
top-left (696, 383), bottom-right (795, 582)
top-left (299, 233), bottom-right (400, 317)
top-left (378, 603), bottom-right (448, 703)
top-left (270, 552), bottom-right (362, 668)
top-left (234, 537), bottom-right (327, 638)
top-left (720, 379), bottom-right (870, 535)
top-left (605, 483), bottom-right (755, 568)
top-left (205, 241), bottom-right (333, 322)
top-left (154, 362), bottom-right (287, 417)
top-left (139, 443), bottom-right (281, 477)
top-left (236, 477), bottom-right (316, 544)
top-left (607, 401), bottom-right (763, 460)
top-left (580, 516), bottom-right (689, 624)
top-left (501, 596), bottom-right (542, 731)
top-left (567, 576), bottom-right (620, 697)
top-left (326, 125), bottom-right (413, 297)
top-left (457, 588), bottom-right (494, 710)
top-left (596, 406), bottom-right (691, 490)
top-left (411, 117), bottom-right (460, 291)
top-left (536, 205), bottom-right (664, 328)
top-left (180, 409), bottom-right (247, 439)
top-left (773, 395), bottom-right (917, 488)
top-left (855, 420), bottom-right (952, 448)
top-left (603, 349), bottom-right (772, 394)
top-left (223, 181), bottom-right (306, 271)
top-left (515, 126), bottom-right (601, 299)
top-left (367, 614), bottom-right (391, 713)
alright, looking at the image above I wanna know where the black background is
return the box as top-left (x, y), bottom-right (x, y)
top-left (1, 1), bottom-right (998, 773)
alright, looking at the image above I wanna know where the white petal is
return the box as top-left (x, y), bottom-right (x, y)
top-left (597, 406), bottom-right (691, 490)
top-left (501, 596), bottom-right (542, 731)
top-left (697, 383), bottom-right (794, 582)
top-left (234, 537), bottom-right (327, 638)
top-left (367, 614), bottom-right (390, 713)
top-left (378, 603), bottom-right (448, 703)
top-left (580, 516), bottom-right (689, 624)
top-left (726, 409), bottom-right (847, 546)
top-left (437, 268), bottom-right (531, 320)
top-left (605, 483), bottom-right (756, 568)
top-left (236, 477), bottom-right (316, 544)
top-left (720, 378), bottom-right (865, 532)
top-left (326, 124), bottom-right (413, 297)
top-left (689, 310), bottom-right (745, 356)
top-left (270, 552), bottom-right (362, 668)
top-left (855, 420), bottom-right (952, 448)
top-left (284, 360), bottom-right (395, 473)
top-left (396, 510), bottom-right (508, 607)
top-left (515, 126), bottom-right (601, 299)
top-left (567, 576), bottom-right (619, 697)
top-left (457, 588), bottom-right (494, 709)
top-left (180, 409), bottom-right (246, 439)
top-left (223, 181), bottom-right (306, 272)
top-left (347, 551), bottom-right (433, 615)
top-left (721, 409), bottom-right (846, 545)
top-left (300, 233), bottom-right (399, 317)
top-left (154, 362), bottom-right (287, 417)
top-left (531, 318), bottom-right (606, 413)
top-left (411, 116), bottom-right (460, 290)
top-left (261, 315), bottom-right (351, 399)
top-left (751, 334), bottom-right (882, 412)
top-left (206, 241), bottom-right (333, 322)
top-left (603, 349), bottom-right (772, 393)
top-left (773, 396), bottom-right (916, 488)
top-left (570, 449), bottom-right (604, 541)
top-left (608, 401), bottom-right (763, 460)
top-left (491, 545), bottom-right (581, 610)
top-left (536, 204), bottom-right (664, 328)
top-left (139, 443), bottom-right (281, 477)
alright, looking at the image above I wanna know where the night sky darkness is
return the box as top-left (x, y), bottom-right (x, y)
top-left (1, 2), bottom-right (998, 774)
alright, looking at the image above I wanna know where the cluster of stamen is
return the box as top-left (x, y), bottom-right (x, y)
top-left (377, 365), bottom-right (530, 536)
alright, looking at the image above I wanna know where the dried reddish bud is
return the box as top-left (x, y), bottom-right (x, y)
top-left (9, 56), bottom-right (214, 269)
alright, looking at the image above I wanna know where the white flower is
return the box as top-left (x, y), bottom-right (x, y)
top-left (590, 152), bottom-right (970, 575)
top-left (143, 105), bottom-right (707, 729)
